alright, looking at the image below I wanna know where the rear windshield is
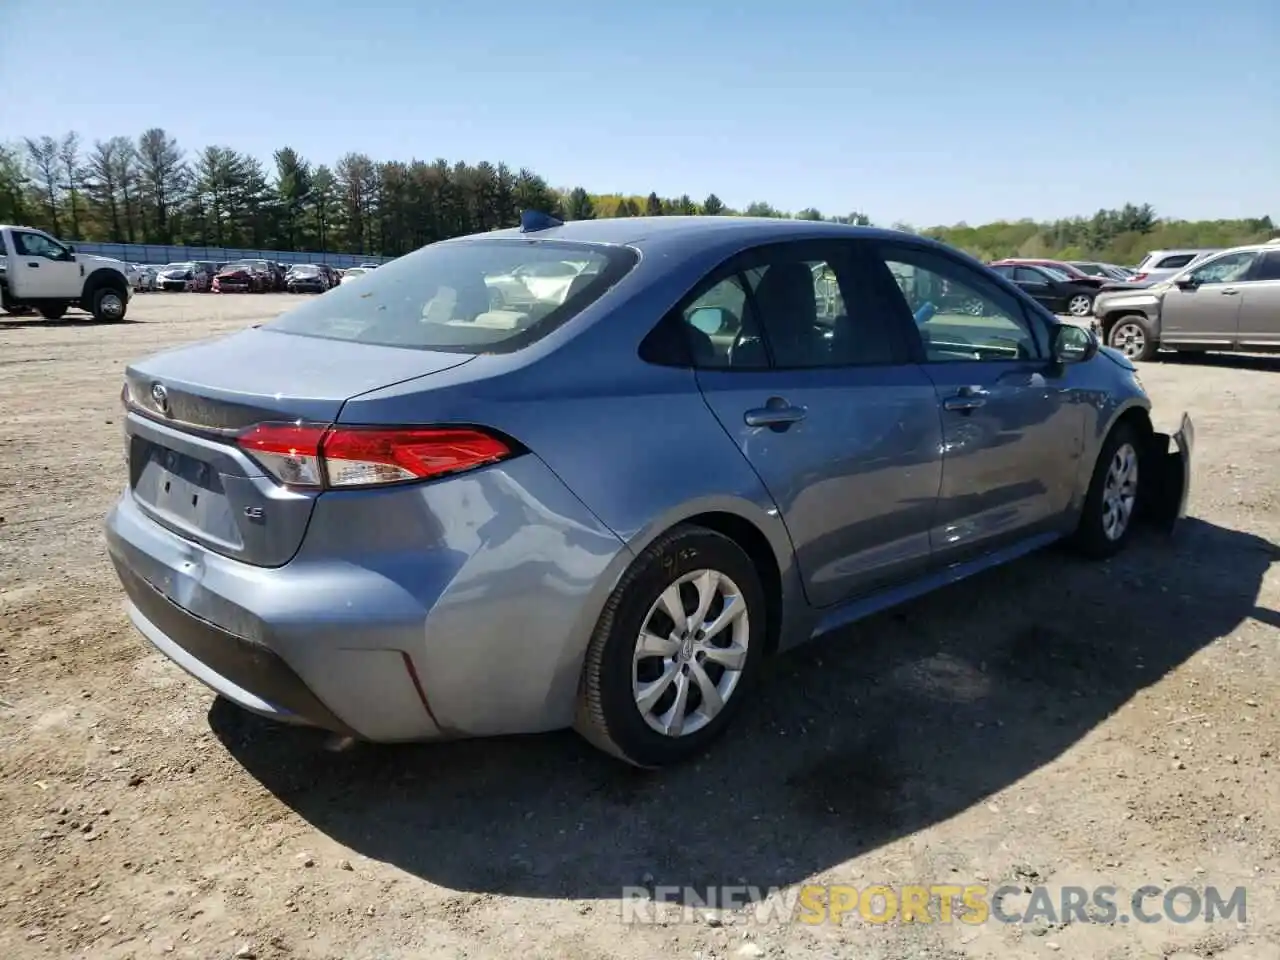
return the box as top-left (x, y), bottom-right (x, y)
top-left (266, 239), bottom-right (638, 353)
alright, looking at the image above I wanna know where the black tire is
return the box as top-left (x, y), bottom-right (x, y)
top-left (38, 302), bottom-right (67, 320)
top-left (89, 285), bottom-right (128, 323)
top-left (1106, 314), bottom-right (1158, 361)
top-left (575, 524), bottom-right (767, 767)
top-left (1068, 421), bottom-right (1144, 559)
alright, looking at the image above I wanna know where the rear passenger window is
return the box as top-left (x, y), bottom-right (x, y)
top-left (1157, 254), bottom-right (1196, 269)
top-left (677, 246), bottom-right (900, 369)
top-left (1254, 251), bottom-right (1280, 282)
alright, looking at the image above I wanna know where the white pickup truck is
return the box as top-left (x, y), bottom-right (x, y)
top-left (0, 225), bottom-right (131, 321)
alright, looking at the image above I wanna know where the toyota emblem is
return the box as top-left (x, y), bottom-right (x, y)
top-left (151, 382), bottom-right (170, 415)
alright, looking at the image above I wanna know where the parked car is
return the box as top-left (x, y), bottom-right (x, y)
top-left (319, 264), bottom-right (340, 289)
top-left (338, 266), bottom-right (370, 285)
top-left (1069, 261), bottom-right (1132, 282)
top-left (212, 261), bottom-right (269, 293)
top-left (1093, 241), bottom-right (1280, 360)
top-left (128, 264), bottom-right (157, 292)
top-left (285, 263), bottom-right (329, 293)
top-left (155, 261), bottom-right (210, 292)
top-left (989, 262), bottom-right (1101, 318)
top-left (358, 262), bottom-right (381, 270)
top-left (105, 215), bottom-right (1192, 768)
top-left (0, 225), bottom-right (131, 320)
top-left (1125, 249), bottom-right (1221, 286)
top-left (989, 258), bottom-right (1108, 290)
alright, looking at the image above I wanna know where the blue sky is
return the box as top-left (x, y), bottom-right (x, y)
top-left (3, 0), bottom-right (1276, 226)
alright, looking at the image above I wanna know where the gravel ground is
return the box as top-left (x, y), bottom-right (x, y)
top-left (1, 294), bottom-right (1278, 960)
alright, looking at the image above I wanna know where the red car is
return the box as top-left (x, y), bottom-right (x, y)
top-left (212, 262), bottom-right (269, 293)
top-left (988, 258), bottom-right (1107, 289)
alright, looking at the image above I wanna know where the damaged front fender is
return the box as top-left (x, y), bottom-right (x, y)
top-left (1141, 412), bottom-right (1194, 533)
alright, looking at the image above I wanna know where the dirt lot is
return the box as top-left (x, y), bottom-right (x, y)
top-left (1, 294), bottom-right (1278, 960)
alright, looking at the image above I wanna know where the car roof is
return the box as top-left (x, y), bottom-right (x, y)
top-left (469, 215), bottom-right (912, 255)
top-left (1196, 241), bottom-right (1280, 257)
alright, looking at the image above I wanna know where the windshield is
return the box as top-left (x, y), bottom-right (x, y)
top-left (164, 262), bottom-right (193, 270)
top-left (267, 239), bottom-right (638, 353)
top-left (1038, 266), bottom-right (1072, 282)
top-left (289, 265), bottom-right (319, 275)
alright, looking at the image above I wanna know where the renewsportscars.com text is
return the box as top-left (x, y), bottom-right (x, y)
top-left (620, 883), bottom-right (1248, 926)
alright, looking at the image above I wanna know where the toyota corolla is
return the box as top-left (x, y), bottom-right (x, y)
top-left (105, 214), bottom-right (1192, 768)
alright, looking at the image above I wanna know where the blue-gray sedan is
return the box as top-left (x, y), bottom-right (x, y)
top-left (105, 215), bottom-right (1193, 767)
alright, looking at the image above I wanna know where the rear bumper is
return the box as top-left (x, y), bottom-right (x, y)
top-left (104, 454), bottom-right (630, 742)
top-left (116, 561), bottom-right (357, 735)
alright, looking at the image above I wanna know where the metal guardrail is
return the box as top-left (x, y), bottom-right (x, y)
top-left (69, 241), bottom-right (394, 269)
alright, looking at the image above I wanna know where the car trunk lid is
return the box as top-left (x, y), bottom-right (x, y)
top-left (123, 327), bottom-right (476, 566)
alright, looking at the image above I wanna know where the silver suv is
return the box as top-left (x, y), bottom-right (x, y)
top-left (1128, 248), bottom-right (1220, 285)
top-left (1093, 240), bottom-right (1280, 360)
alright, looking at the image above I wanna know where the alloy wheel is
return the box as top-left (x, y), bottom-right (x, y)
top-left (1101, 442), bottom-right (1139, 541)
top-left (1068, 294), bottom-right (1093, 317)
top-left (632, 568), bottom-right (750, 738)
top-left (1110, 321), bottom-right (1146, 359)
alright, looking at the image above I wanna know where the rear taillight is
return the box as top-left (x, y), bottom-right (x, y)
top-left (236, 423), bottom-right (515, 489)
top-left (1131, 272), bottom-right (1147, 282)
top-left (238, 423), bottom-right (328, 487)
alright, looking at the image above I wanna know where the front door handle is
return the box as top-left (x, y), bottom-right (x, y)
top-left (943, 386), bottom-right (989, 412)
top-left (1219, 288), bottom-right (1239, 295)
top-left (27, 261), bottom-right (40, 268)
top-left (744, 398), bottom-right (807, 428)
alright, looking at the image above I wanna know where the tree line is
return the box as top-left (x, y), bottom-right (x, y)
top-left (0, 129), bottom-right (1273, 264)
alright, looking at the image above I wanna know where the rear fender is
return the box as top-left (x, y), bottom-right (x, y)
top-left (1140, 412), bottom-right (1193, 533)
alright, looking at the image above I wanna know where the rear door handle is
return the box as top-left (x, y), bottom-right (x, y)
top-left (27, 262), bottom-right (40, 268)
top-left (744, 401), bottom-right (807, 428)
top-left (1220, 288), bottom-right (1239, 295)
top-left (943, 386), bottom-right (990, 412)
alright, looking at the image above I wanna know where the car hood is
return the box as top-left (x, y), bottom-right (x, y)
top-left (81, 254), bottom-right (129, 274)
top-left (1099, 345), bottom-right (1137, 370)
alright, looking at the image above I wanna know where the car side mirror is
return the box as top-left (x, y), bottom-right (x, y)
top-left (1051, 322), bottom-right (1098, 364)
top-left (1174, 276), bottom-right (1198, 290)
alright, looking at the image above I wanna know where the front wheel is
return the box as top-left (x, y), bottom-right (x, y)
top-left (1106, 315), bottom-right (1158, 361)
top-left (1067, 293), bottom-right (1094, 317)
top-left (575, 525), bottom-right (766, 767)
top-left (1069, 422), bottom-right (1143, 559)
top-left (90, 287), bottom-right (128, 322)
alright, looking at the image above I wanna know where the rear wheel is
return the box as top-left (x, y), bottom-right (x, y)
top-left (575, 525), bottom-right (766, 767)
top-left (90, 286), bottom-right (128, 322)
top-left (1069, 421), bottom-right (1143, 559)
top-left (38, 302), bottom-right (68, 320)
top-left (1067, 293), bottom-right (1094, 317)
